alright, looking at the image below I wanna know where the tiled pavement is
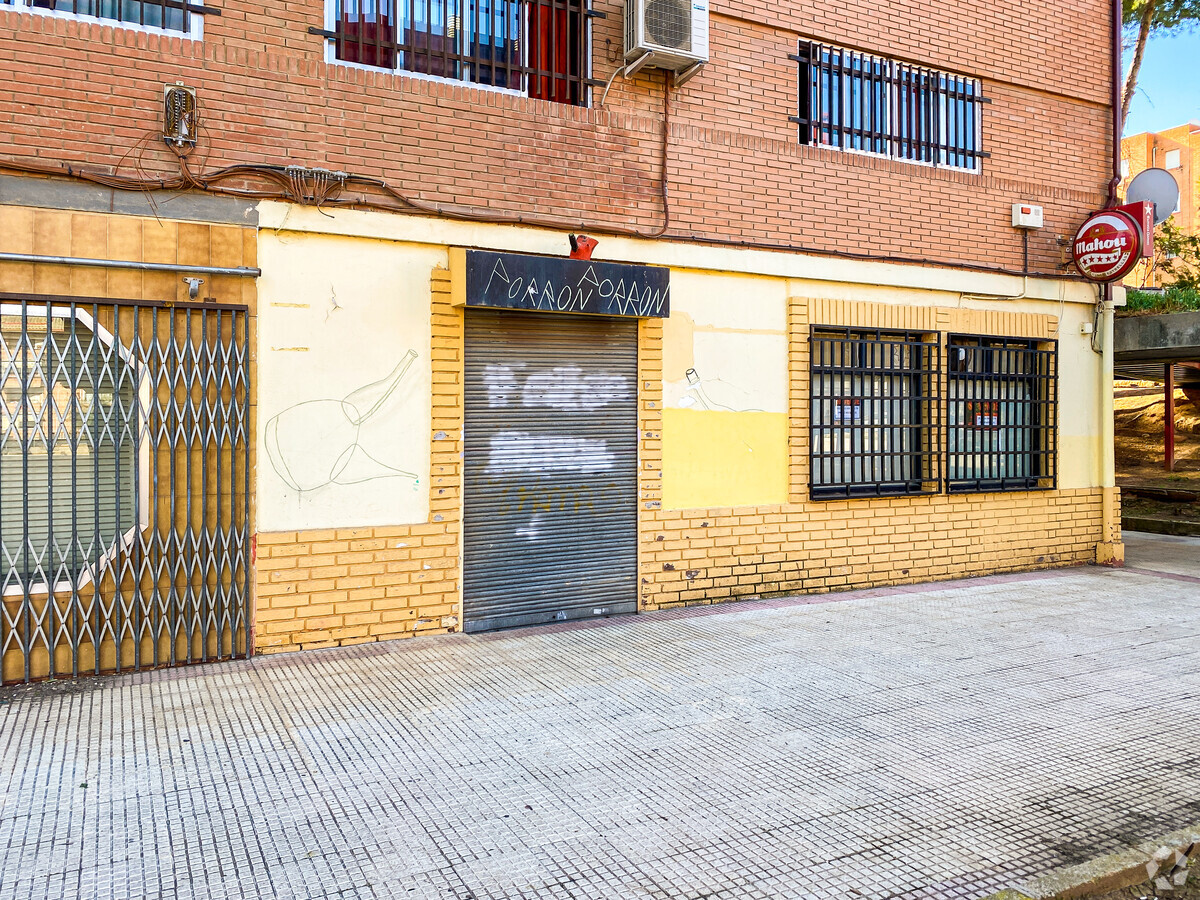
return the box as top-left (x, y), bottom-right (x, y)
top-left (3, 532), bottom-right (1200, 900)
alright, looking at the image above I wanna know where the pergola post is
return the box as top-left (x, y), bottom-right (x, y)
top-left (1165, 363), bottom-right (1176, 472)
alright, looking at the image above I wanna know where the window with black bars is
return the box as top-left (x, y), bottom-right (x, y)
top-left (793, 41), bottom-right (985, 171)
top-left (810, 328), bottom-right (940, 500)
top-left (946, 335), bottom-right (1056, 493)
top-left (7, 0), bottom-right (197, 31)
top-left (328, 0), bottom-right (589, 106)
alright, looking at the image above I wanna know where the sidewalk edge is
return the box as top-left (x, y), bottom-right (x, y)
top-left (979, 823), bottom-right (1200, 900)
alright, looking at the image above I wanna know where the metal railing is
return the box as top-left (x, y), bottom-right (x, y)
top-left (810, 328), bottom-right (941, 499)
top-left (946, 335), bottom-right (1057, 493)
top-left (793, 41), bottom-right (985, 171)
top-left (11, 0), bottom-right (199, 31)
top-left (327, 0), bottom-right (590, 105)
top-left (1, 295), bottom-right (251, 684)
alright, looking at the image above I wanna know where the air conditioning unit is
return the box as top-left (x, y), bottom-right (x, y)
top-left (624, 0), bottom-right (709, 84)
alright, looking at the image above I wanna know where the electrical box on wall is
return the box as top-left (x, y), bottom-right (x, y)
top-left (1012, 203), bottom-right (1044, 229)
top-left (163, 83), bottom-right (198, 149)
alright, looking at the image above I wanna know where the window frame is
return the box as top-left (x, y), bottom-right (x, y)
top-left (323, 0), bottom-right (592, 107)
top-left (793, 40), bottom-right (985, 173)
top-left (945, 334), bottom-right (1057, 494)
top-left (2, 0), bottom-right (205, 39)
top-left (808, 326), bottom-right (942, 501)
top-left (0, 303), bottom-right (151, 598)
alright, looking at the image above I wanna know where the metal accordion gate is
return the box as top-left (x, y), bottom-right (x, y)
top-left (1, 294), bottom-right (251, 684)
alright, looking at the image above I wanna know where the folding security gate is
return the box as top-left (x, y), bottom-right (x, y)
top-left (463, 309), bottom-right (638, 632)
top-left (0, 295), bottom-right (251, 683)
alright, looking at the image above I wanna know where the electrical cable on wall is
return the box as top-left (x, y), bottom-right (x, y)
top-left (0, 73), bottom-right (1085, 282)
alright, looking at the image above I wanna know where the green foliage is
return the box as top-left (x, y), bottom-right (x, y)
top-left (1150, 218), bottom-right (1200, 290)
top-left (1124, 285), bottom-right (1200, 314)
top-left (1123, 0), bottom-right (1200, 33)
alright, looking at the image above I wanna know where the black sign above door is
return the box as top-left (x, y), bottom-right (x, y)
top-left (452, 248), bottom-right (670, 318)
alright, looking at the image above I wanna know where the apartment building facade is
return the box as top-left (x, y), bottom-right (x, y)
top-left (0, 0), bottom-right (1123, 682)
top-left (1121, 121), bottom-right (1200, 287)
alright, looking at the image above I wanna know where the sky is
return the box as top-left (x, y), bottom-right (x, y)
top-left (1124, 29), bottom-right (1200, 137)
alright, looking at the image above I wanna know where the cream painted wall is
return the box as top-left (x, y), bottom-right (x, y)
top-left (256, 232), bottom-right (440, 531)
top-left (254, 203), bottom-right (1111, 498)
top-left (661, 271), bottom-right (789, 509)
top-left (256, 203), bottom-right (1102, 305)
top-left (662, 271), bottom-right (788, 413)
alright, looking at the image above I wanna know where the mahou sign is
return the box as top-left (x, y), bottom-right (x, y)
top-left (1072, 210), bottom-right (1142, 282)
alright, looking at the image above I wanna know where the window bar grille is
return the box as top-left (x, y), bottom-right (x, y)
top-left (329, 0), bottom-right (589, 105)
top-left (946, 336), bottom-right (1056, 493)
top-left (809, 328), bottom-right (940, 500)
top-left (794, 40), bottom-right (985, 170)
top-left (19, 0), bottom-right (203, 31)
top-left (835, 47), bottom-right (845, 146)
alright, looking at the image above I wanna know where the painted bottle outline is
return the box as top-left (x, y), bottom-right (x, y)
top-left (265, 349), bottom-right (420, 493)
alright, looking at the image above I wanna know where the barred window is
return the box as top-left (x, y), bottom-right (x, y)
top-left (793, 42), bottom-right (984, 171)
top-left (810, 328), bottom-right (940, 499)
top-left (1, 305), bottom-right (141, 591)
top-left (329, 0), bottom-right (588, 106)
top-left (7, 0), bottom-right (198, 32)
top-left (946, 336), bottom-right (1056, 493)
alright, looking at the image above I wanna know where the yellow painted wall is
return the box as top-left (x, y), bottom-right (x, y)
top-left (661, 409), bottom-right (788, 509)
top-left (661, 270), bottom-right (790, 509)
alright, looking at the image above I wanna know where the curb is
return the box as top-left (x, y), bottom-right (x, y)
top-left (979, 824), bottom-right (1200, 900)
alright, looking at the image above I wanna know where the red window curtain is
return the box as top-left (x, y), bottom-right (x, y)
top-left (338, 1), bottom-right (397, 69)
top-left (526, 0), bottom-right (578, 105)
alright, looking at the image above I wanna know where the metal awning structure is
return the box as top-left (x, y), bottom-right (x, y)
top-left (1114, 311), bottom-right (1200, 470)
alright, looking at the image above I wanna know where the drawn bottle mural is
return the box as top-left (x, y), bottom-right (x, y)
top-left (265, 349), bottom-right (420, 493)
top-left (677, 366), bottom-right (762, 413)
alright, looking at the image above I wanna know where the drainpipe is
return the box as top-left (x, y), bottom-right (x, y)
top-left (1097, 0), bottom-right (1124, 564)
top-left (1100, 285), bottom-right (1118, 559)
top-left (1107, 0), bottom-right (1122, 208)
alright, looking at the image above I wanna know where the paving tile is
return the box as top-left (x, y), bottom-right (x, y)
top-left (1, 532), bottom-right (1198, 899)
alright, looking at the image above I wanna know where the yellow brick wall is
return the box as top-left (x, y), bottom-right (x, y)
top-left (639, 490), bottom-right (1108, 610)
top-left (252, 266), bottom-right (463, 654)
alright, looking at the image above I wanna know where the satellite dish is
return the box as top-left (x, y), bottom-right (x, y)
top-left (1126, 167), bottom-right (1181, 226)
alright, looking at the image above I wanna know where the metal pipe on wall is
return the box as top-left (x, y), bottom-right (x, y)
top-left (1098, 0), bottom-right (1123, 560)
top-left (1100, 285), bottom-right (1118, 550)
top-left (0, 251), bottom-right (261, 277)
top-left (1108, 0), bottom-right (1123, 207)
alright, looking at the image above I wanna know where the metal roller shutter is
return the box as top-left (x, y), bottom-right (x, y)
top-left (463, 309), bottom-right (639, 632)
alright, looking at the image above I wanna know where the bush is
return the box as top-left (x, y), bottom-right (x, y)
top-left (1123, 286), bottom-right (1200, 315)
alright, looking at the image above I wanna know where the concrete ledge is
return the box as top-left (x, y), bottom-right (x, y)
top-left (0, 173), bottom-right (259, 226)
top-left (1122, 515), bottom-right (1200, 537)
top-left (981, 824), bottom-right (1200, 900)
top-left (1115, 310), bottom-right (1200, 361)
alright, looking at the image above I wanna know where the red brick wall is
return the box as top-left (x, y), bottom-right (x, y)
top-left (0, 0), bottom-right (1113, 273)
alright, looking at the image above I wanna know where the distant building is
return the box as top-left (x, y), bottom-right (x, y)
top-left (1121, 122), bottom-right (1200, 287)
